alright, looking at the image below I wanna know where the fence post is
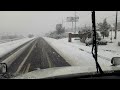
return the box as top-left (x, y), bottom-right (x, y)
top-left (68, 33), bottom-right (71, 42)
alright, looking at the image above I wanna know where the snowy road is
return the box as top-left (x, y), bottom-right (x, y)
top-left (4, 37), bottom-right (70, 77)
top-left (0, 37), bottom-right (114, 79)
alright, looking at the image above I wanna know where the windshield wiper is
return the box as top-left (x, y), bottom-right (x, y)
top-left (91, 11), bottom-right (104, 74)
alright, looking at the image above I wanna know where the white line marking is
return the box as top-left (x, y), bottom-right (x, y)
top-left (25, 63), bottom-right (31, 73)
top-left (15, 41), bottom-right (37, 74)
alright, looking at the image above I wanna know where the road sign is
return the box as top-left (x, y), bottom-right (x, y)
top-left (75, 16), bottom-right (79, 19)
top-left (73, 17), bottom-right (79, 22)
top-left (67, 17), bottom-right (74, 22)
top-left (67, 17), bottom-right (79, 22)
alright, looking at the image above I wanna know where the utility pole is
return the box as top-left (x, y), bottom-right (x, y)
top-left (110, 28), bottom-right (113, 43)
top-left (62, 19), bottom-right (63, 27)
top-left (72, 21), bottom-right (73, 32)
top-left (75, 11), bottom-right (77, 33)
top-left (114, 11), bottom-right (118, 39)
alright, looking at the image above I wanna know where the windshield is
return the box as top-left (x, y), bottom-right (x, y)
top-left (0, 11), bottom-right (120, 79)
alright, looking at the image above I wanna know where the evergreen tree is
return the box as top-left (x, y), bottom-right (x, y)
top-left (97, 18), bottom-right (111, 39)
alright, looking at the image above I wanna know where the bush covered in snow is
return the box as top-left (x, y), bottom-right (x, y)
top-left (45, 27), bottom-right (69, 39)
top-left (46, 32), bottom-right (68, 39)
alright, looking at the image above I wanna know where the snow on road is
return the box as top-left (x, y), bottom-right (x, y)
top-left (43, 31), bottom-right (120, 69)
top-left (58, 31), bottom-right (120, 60)
top-left (0, 37), bottom-right (35, 58)
top-left (14, 34), bottom-right (120, 79)
top-left (43, 37), bottom-right (112, 68)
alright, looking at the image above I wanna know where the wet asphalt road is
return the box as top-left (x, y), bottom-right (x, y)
top-left (7, 37), bottom-right (70, 75)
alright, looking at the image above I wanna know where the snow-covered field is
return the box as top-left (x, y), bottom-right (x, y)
top-left (0, 37), bottom-right (35, 58)
top-left (0, 38), bottom-right (23, 44)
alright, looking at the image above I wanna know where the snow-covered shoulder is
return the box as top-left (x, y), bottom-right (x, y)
top-left (43, 37), bottom-right (111, 67)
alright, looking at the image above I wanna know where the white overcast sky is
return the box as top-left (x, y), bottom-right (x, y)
top-left (0, 11), bottom-right (119, 36)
